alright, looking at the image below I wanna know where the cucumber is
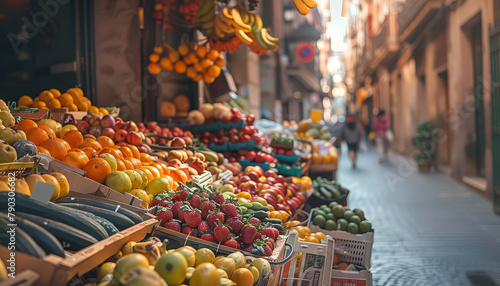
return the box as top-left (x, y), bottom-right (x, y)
top-left (67, 208), bottom-right (119, 236)
top-left (57, 203), bottom-right (135, 231)
top-left (319, 186), bottom-right (332, 199)
top-left (16, 212), bottom-right (98, 251)
top-left (0, 193), bottom-right (108, 240)
top-left (263, 218), bottom-right (282, 224)
top-left (253, 211), bottom-right (269, 220)
top-left (272, 224), bottom-right (283, 231)
top-left (0, 216), bottom-right (46, 259)
top-left (261, 207), bottom-right (269, 212)
top-left (0, 213), bottom-right (64, 257)
top-left (55, 197), bottom-right (143, 224)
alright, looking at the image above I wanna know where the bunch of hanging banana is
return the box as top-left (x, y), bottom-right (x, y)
top-left (289, 0), bottom-right (317, 15)
top-left (215, 7), bottom-right (254, 45)
top-left (252, 28), bottom-right (279, 51)
top-left (196, 0), bottom-right (216, 35)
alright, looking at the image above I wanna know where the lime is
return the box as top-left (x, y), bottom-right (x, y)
top-left (337, 219), bottom-right (348, 231)
top-left (313, 215), bottom-right (326, 228)
top-left (316, 210), bottom-right (327, 217)
top-left (344, 208), bottom-right (351, 212)
top-left (343, 210), bottom-right (354, 221)
top-left (353, 208), bottom-right (365, 220)
top-left (349, 215), bottom-right (361, 225)
top-left (320, 205), bottom-right (330, 211)
top-left (329, 202), bottom-right (339, 209)
top-left (325, 213), bottom-right (335, 221)
top-left (332, 205), bottom-right (345, 218)
top-left (325, 220), bottom-right (337, 231)
top-left (331, 189), bottom-right (341, 198)
top-left (347, 223), bottom-right (359, 234)
top-left (359, 221), bottom-right (372, 233)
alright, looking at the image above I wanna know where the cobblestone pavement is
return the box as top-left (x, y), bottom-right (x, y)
top-left (337, 147), bottom-right (500, 286)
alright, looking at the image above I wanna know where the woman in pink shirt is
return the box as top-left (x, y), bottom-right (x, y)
top-left (372, 109), bottom-right (391, 162)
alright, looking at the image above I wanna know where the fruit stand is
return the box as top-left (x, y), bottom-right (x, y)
top-left (0, 1), bottom-right (373, 286)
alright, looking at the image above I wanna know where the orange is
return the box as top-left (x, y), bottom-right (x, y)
top-left (196, 46), bottom-right (207, 58)
top-left (16, 119), bottom-right (38, 132)
top-left (63, 151), bottom-right (89, 169)
top-left (47, 98), bottom-right (61, 109)
top-left (304, 236), bottom-right (320, 243)
top-left (163, 175), bottom-right (174, 190)
top-left (207, 65), bottom-right (221, 78)
top-left (31, 101), bottom-right (47, 109)
top-left (97, 136), bottom-right (115, 148)
top-left (39, 90), bottom-right (54, 102)
top-left (99, 147), bottom-right (123, 160)
top-left (58, 138), bottom-right (71, 151)
top-left (207, 49), bottom-right (219, 61)
top-left (26, 127), bottom-right (49, 146)
top-left (168, 167), bottom-right (188, 184)
top-left (194, 63), bottom-right (204, 72)
top-left (131, 158), bottom-right (142, 169)
top-left (37, 146), bottom-right (51, 156)
top-left (81, 147), bottom-right (97, 159)
top-left (127, 145), bottom-right (141, 159)
top-left (215, 58), bottom-right (225, 67)
top-left (116, 160), bottom-right (126, 171)
top-left (140, 153), bottom-right (152, 163)
top-left (62, 130), bottom-right (84, 149)
top-left (158, 163), bottom-right (169, 176)
top-left (188, 52), bottom-right (199, 64)
top-left (337, 263), bottom-right (348, 270)
top-left (59, 93), bottom-right (74, 107)
top-left (149, 53), bottom-right (160, 63)
top-left (144, 166), bottom-right (160, 178)
top-left (151, 163), bottom-right (164, 177)
top-left (311, 232), bottom-right (326, 240)
top-left (83, 158), bottom-right (111, 184)
top-left (200, 58), bottom-right (211, 68)
top-left (49, 89), bottom-right (61, 98)
top-left (230, 268), bottom-right (254, 286)
top-left (76, 101), bottom-right (89, 112)
top-left (174, 61), bottom-right (187, 74)
top-left (148, 63), bottom-right (161, 75)
top-left (39, 125), bottom-right (57, 139)
top-left (160, 57), bottom-right (173, 71)
top-left (80, 138), bottom-right (103, 152)
top-left (119, 147), bottom-right (133, 158)
top-left (121, 159), bottom-right (134, 170)
top-left (18, 95), bottom-right (33, 107)
top-left (40, 138), bottom-right (68, 161)
top-left (186, 67), bottom-right (197, 79)
top-left (178, 44), bottom-right (189, 56)
top-left (67, 104), bottom-right (79, 111)
top-left (168, 51), bottom-right (180, 63)
top-left (84, 134), bottom-right (97, 140)
top-left (68, 148), bottom-right (87, 157)
top-left (140, 168), bottom-right (154, 182)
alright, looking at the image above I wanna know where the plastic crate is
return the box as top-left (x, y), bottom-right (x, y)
top-left (331, 269), bottom-right (373, 286)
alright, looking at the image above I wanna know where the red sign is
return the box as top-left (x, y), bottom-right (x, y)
top-left (296, 43), bottom-right (315, 63)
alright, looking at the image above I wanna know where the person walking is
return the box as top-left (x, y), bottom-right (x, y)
top-left (372, 109), bottom-right (391, 162)
top-left (341, 116), bottom-right (364, 169)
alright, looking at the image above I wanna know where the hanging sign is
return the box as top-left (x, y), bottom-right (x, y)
top-left (296, 43), bottom-right (315, 63)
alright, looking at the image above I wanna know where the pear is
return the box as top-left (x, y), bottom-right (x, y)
top-left (0, 112), bottom-right (14, 127)
top-left (0, 140), bottom-right (17, 163)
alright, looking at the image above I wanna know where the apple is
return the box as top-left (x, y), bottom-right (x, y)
top-left (247, 171), bottom-right (260, 182)
top-left (253, 166), bottom-right (264, 177)
top-left (136, 145), bottom-right (148, 153)
top-left (275, 175), bottom-right (286, 184)
top-left (266, 177), bottom-right (276, 184)
top-left (225, 181), bottom-right (238, 188)
top-left (145, 137), bottom-right (153, 144)
top-left (114, 119), bottom-right (124, 131)
top-left (171, 137), bottom-right (185, 147)
top-left (221, 116), bottom-right (230, 124)
top-left (88, 115), bottom-right (102, 126)
top-left (147, 122), bottom-right (157, 131)
top-left (231, 135), bottom-right (239, 144)
top-left (241, 134), bottom-right (251, 143)
top-left (100, 115), bottom-right (115, 129)
top-left (77, 121), bottom-right (90, 134)
top-left (116, 141), bottom-right (128, 147)
top-left (262, 194), bottom-right (276, 207)
top-left (127, 131), bottom-right (143, 145)
top-left (295, 192), bottom-right (306, 203)
top-left (246, 151), bottom-right (256, 162)
top-left (255, 153), bottom-right (266, 164)
top-left (138, 122), bottom-right (145, 129)
top-left (81, 114), bottom-right (91, 123)
top-left (264, 170), bottom-right (277, 178)
top-left (240, 176), bottom-right (251, 183)
top-left (229, 176), bottom-right (240, 185)
top-left (239, 181), bottom-right (257, 193)
top-left (229, 128), bottom-right (238, 136)
top-left (115, 129), bottom-right (128, 142)
top-left (88, 125), bottom-right (102, 137)
top-left (102, 127), bottom-right (115, 139)
top-left (275, 203), bottom-right (288, 212)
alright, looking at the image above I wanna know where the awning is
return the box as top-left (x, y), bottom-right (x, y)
top-left (287, 65), bottom-right (321, 92)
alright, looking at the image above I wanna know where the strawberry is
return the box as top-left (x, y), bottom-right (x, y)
top-left (229, 232), bottom-right (238, 239)
top-left (261, 228), bottom-right (277, 240)
top-left (179, 189), bottom-right (190, 201)
top-left (207, 212), bottom-right (225, 228)
top-left (200, 192), bottom-right (210, 198)
top-left (172, 193), bottom-right (182, 201)
top-left (158, 201), bottom-right (171, 208)
top-left (225, 217), bottom-right (243, 234)
top-left (198, 221), bottom-right (210, 234)
top-left (178, 209), bottom-right (186, 222)
top-left (242, 244), bottom-right (254, 253)
top-left (267, 238), bottom-right (275, 248)
top-left (200, 201), bottom-right (216, 219)
top-left (220, 203), bottom-right (238, 217)
top-left (214, 225), bottom-right (230, 242)
top-left (163, 221), bottom-right (181, 232)
top-left (241, 225), bottom-right (257, 245)
top-left (211, 192), bottom-right (225, 205)
top-left (248, 217), bottom-right (260, 226)
top-left (185, 210), bottom-right (202, 227)
top-left (273, 228), bottom-right (279, 239)
top-left (188, 194), bottom-right (201, 209)
top-left (156, 209), bottom-right (173, 224)
top-left (255, 233), bottom-right (262, 240)
top-left (150, 200), bottom-right (161, 208)
top-left (182, 225), bottom-right (196, 236)
top-left (171, 201), bottom-right (183, 217)
top-left (201, 233), bottom-right (215, 242)
top-left (224, 239), bottom-right (238, 249)
top-left (261, 245), bottom-right (273, 256)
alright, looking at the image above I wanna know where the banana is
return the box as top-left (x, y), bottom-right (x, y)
top-left (253, 29), bottom-right (272, 50)
top-left (235, 29), bottom-right (253, 45)
top-left (253, 15), bottom-right (263, 30)
top-left (216, 14), bottom-right (235, 34)
top-left (240, 11), bottom-right (250, 24)
top-left (133, 241), bottom-right (161, 265)
top-left (222, 7), bottom-right (234, 20)
top-left (231, 9), bottom-right (252, 32)
top-left (289, 0), bottom-right (311, 15)
top-left (262, 28), bottom-right (280, 46)
top-left (302, 0), bottom-right (318, 8)
top-left (197, 0), bottom-right (215, 19)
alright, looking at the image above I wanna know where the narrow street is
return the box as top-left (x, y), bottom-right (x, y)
top-left (337, 146), bottom-right (500, 286)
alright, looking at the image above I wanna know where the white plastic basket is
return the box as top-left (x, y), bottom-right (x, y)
top-left (331, 269), bottom-right (373, 286)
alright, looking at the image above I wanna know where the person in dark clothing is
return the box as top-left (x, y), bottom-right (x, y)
top-left (341, 116), bottom-right (364, 169)
top-left (372, 109), bottom-right (391, 162)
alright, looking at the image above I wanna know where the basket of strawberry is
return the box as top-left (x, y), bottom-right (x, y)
top-left (150, 184), bottom-right (293, 263)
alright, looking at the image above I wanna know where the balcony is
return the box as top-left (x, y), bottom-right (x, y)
top-left (370, 13), bottom-right (399, 69)
top-left (399, 0), bottom-right (444, 42)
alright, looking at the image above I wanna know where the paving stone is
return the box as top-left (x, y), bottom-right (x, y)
top-left (337, 148), bottom-right (500, 286)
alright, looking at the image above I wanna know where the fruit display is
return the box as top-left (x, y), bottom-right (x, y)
top-left (152, 182), bottom-right (281, 257)
top-left (311, 202), bottom-right (372, 235)
top-left (312, 177), bottom-right (347, 201)
top-left (148, 43), bottom-right (225, 84)
top-left (311, 142), bottom-right (338, 165)
top-left (289, 0), bottom-right (318, 15)
top-left (295, 119), bottom-right (333, 141)
top-left (95, 239), bottom-right (270, 286)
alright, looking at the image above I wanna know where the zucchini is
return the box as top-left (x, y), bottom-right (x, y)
top-left (319, 186), bottom-right (332, 199)
top-left (253, 211), bottom-right (269, 220)
top-left (0, 193), bottom-right (108, 240)
top-left (67, 208), bottom-right (119, 236)
top-left (55, 197), bottom-right (143, 224)
top-left (272, 224), bottom-right (283, 231)
top-left (16, 212), bottom-right (98, 251)
top-left (57, 203), bottom-right (135, 231)
top-left (263, 218), bottom-right (282, 224)
top-left (0, 216), bottom-right (46, 259)
top-left (0, 213), bottom-right (64, 257)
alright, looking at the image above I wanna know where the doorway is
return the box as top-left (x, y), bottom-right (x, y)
top-left (472, 21), bottom-right (486, 178)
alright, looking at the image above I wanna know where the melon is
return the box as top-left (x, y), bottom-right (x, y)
top-left (160, 101), bottom-right (176, 117)
top-left (296, 120), bottom-right (311, 133)
top-left (173, 95), bottom-right (190, 113)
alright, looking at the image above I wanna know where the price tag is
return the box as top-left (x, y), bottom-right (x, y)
top-left (62, 113), bottom-right (77, 126)
top-left (31, 181), bottom-right (55, 203)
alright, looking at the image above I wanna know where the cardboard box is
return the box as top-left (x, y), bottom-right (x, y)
top-left (39, 154), bottom-right (143, 207)
top-left (279, 231), bottom-right (335, 286)
top-left (0, 270), bottom-right (39, 286)
top-left (50, 108), bottom-right (88, 122)
top-left (331, 270), bottom-right (373, 286)
top-left (11, 109), bottom-right (51, 121)
top-left (0, 219), bottom-right (157, 286)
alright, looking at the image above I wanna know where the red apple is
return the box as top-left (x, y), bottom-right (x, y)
top-left (102, 128), bottom-right (115, 139)
top-left (126, 131), bottom-right (142, 145)
top-left (114, 119), bottom-right (124, 131)
top-left (225, 181), bottom-right (238, 188)
top-left (136, 145), bottom-right (148, 153)
top-left (266, 177), bottom-right (276, 184)
top-left (147, 122), bottom-right (157, 131)
top-left (255, 153), bottom-right (266, 164)
top-left (77, 121), bottom-right (90, 134)
top-left (295, 192), bottom-right (306, 203)
top-left (262, 194), bottom-right (277, 207)
top-left (88, 124), bottom-right (101, 137)
top-left (240, 176), bottom-right (251, 183)
top-left (265, 170), bottom-right (277, 178)
top-left (246, 151), bottom-right (256, 162)
top-left (231, 135), bottom-right (239, 144)
top-left (100, 115), bottom-right (115, 129)
top-left (239, 181), bottom-right (257, 193)
top-left (171, 137), bottom-right (186, 147)
top-left (81, 115), bottom-right (91, 123)
top-left (275, 175), bottom-right (286, 184)
top-left (115, 129), bottom-right (128, 142)
top-left (116, 141), bottom-right (128, 147)
top-left (247, 171), bottom-right (260, 182)
top-left (88, 115), bottom-right (102, 126)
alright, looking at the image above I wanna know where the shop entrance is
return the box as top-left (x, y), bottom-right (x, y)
top-left (490, 26), bottom-right (500, 214)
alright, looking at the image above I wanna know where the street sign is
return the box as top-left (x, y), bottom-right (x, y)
top-left (296, 43), bottom-right (315, 63)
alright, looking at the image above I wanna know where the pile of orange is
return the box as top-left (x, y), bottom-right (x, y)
top-left (148, 44), bottom-right (225, 84)
top-left (17, 87), bottom-right (102, 113)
